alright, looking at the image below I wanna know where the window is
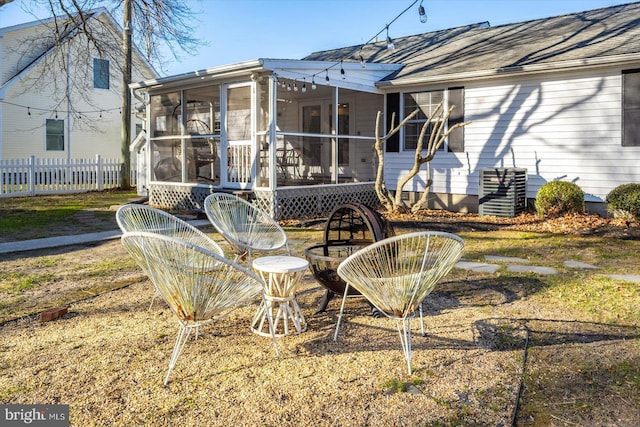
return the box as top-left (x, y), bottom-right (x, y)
top-left (623, 69), bottom-right (640, 146)
top-left (404, 91), bottom-right (443, 151)
top-left (45, 119), bottom-right (64, 151)
top-left (93, 58), bottom-right (109, 89)
top-left (386, 87), bottom-right (464, 153)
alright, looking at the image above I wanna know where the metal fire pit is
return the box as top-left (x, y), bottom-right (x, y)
top-left (305, 202), bottom-right (394, 313)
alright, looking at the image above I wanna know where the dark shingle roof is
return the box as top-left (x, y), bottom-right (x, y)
top-left (303, 2), bottom-right (640, 84)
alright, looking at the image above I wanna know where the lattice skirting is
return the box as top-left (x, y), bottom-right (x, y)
top-left (256, 183), bottom-right (380, 219)
top-left (150, 183), bottom-right (380, 219)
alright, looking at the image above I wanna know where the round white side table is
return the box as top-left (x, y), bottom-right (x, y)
top-left (251, 255), bottom-right (309, 337)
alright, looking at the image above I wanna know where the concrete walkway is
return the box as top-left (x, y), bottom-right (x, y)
top-left (2, 225), bottom-right (639, 283)
top-left (0, 220), bottom-right (211, 255)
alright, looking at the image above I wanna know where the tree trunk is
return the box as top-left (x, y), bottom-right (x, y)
top-left (120, 0), bottom-right (132, 189)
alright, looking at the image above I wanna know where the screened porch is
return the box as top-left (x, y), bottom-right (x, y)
top-left (132, 59), bottom-right (400, 218)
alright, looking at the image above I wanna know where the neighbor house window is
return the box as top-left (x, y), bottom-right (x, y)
top-left (386, 87), bottom-right (464, 153)
top-left (93, 58), bottom-right (109, 89)
top-left (45, 119), bottom-right (64, 151)
top-left (623, 69), bottom-right (640, 146)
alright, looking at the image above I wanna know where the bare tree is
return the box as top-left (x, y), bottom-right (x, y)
top-left (9, 0), bottom-right (201, 188)
top-left (374, 102), bottom-right (471, 213)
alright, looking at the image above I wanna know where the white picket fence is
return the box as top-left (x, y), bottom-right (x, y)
top-left (0, 155), bottom-right (136, 197)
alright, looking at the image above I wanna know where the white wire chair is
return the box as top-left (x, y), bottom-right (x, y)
top-left (116, 204), bottom-right (226, 308)
top-left (335, 231), bottom-right (464, 374)
top-left (121, 231), bottom-right (278, 386)
top-left (203, 193), bottom-right (289, 266)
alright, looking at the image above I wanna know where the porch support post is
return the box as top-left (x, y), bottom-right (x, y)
top-left (269, 75), bottom-right (278, 192)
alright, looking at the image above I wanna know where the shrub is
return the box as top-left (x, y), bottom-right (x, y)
top-left (535, 181), bottom-right (584, 216)
top-left (606, 183), bottom-right (640, 219)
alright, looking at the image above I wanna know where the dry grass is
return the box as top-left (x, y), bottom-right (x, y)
top-left (1, 212), bottom-right (639, 426)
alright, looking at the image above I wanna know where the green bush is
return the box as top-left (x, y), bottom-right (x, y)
top-left (535, 181), bottom-right (584, 216)
top-left (606, 183), bottom-right (640, 219)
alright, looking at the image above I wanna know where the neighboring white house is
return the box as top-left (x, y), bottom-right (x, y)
top-left (0, 8), bottom-right (157, 168)
top-left (131, 1), bottom-right (640, 218)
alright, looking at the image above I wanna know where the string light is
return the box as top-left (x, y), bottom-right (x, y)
top-left (385, 26), bottom-right (395, 50)
top-left (418, 0), bottom-right (427, 23)
top-left (291, 0), bottom-right (420, 90)
top-left (0, 100), bottom-right (120, 118)
top-left (302, 78), bottom-right (307, 93)
top-left (340, 61), bottom-right (346, 79)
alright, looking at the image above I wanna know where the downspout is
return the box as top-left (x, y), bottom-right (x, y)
top-left (0, 33), bottom-right (3, 160)
top-left (66, 47), bottom-right (72, 160)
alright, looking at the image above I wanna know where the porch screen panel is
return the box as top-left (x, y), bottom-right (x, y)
top-left (226, 85), bottom-right (252, 184)
top-left (623, 70), bottom-right (640, 147)
top-left (302, 105), bottom-right (322, 166)
top-left (184, 86), bottom-right (221, 184)
top-left (151, 139), bottom-right (182, 182)
top-left (150, 92), bottom-right (181, 137)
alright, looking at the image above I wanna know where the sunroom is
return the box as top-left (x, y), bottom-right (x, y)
top-left (130, 59), bottom-right (401, 219)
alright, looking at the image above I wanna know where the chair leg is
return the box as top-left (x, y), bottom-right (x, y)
top-left (164, 324), bottom-right (192, 386)
top-left (396, 317), bottom-right (413, 375)
top-left (333, 284), bottom-right (350, 341)
top-left (148, 290), bottom-right (161, 311)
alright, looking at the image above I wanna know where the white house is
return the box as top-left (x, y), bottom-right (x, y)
top-left (0, 8), bottom-right (157, 168)
top-left (131, 1), bottom-right (640, 218)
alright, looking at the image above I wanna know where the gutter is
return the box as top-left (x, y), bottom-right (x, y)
top-left (129, 59), bottom-right (266, 90)
top-left (375, 52), bottom-right (640, 88)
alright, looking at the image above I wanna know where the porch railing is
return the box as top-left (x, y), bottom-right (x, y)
top-left (0, 155), bottom-right (135, 197)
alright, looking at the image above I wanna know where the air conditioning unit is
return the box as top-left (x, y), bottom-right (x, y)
top-left (479, 168), bottom-right (527, 217)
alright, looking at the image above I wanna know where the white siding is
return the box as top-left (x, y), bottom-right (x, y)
top-left (384, 69), bottom-right (640, 203)
top-left (1, 14), bottom-right (157, 162)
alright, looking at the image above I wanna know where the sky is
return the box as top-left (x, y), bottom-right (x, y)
top-left (0, 0), bottom-right (632, 77)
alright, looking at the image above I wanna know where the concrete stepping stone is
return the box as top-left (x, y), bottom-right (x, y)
top-left (604, 274), bottom-right (640, 283)
top-left (455, 261), bottom-right (500, 274)
top-left (485, 255), bottom-right (530, 264)
top-left (564, 260), bottom-right (599, 269)
top-left (507, 264), bottom-right (557, 275)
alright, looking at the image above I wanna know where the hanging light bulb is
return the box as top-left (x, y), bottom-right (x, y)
top-left (359, 54), bottom-right (366, 68)
top-left (55, 110), bottom-right (58, 119)
top-left (311, 77), bottom-right (317, 90)
top-left (340, 61), bottom-right (346, 79)
top-left (418, 1), bottom-right (428, 24)
top-left (386, 26), bottom-right (395, 50)
top-left (294, 81), bottom-right (299, 91)
top-left (325, 69), bottom-right (330, 82)
top-left (302, 78), bottom-right (307, 93)
top-left (27, 107), bottom-right (31, 116)
top-left (287, 82), bottom-right (291, 91)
